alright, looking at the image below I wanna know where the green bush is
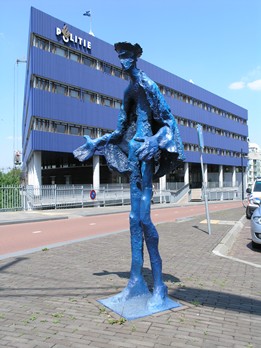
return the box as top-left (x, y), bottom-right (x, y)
top-left (0, 168), bottom-right (21, 185)
top-left (0, 169), bottom-right (22, 210)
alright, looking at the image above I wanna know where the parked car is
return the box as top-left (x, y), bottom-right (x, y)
top-left (246, 177), bottom-right (261, 219)
top-left (250, 198), bottom-right (261, 248)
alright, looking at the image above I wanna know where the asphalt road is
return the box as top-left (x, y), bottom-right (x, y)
top-left (0, 201), bottom-right (242, 258)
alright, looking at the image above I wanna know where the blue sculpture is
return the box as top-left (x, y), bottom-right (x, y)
top-left (74, 42), bottom-right (185, 315)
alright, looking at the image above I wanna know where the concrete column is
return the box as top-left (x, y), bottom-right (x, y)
top-left (232, 166), bottom-right (236, 187)
top-left (159, 175), bottom-right (167, 204)
top-left (204, 164), bottom-right (208, 187)
top-left (184, 162), bottom-right (189, 185)
top-left (27, 151), bottom-right (42, 187)
top-left (159, 175), bottom-right (166, 191)
top-left (93, 155), bottom-right (100, 189)
top-left (243, 170), bottom-right (248, 199)
top-left (219, 165), bottom-right (223, 188)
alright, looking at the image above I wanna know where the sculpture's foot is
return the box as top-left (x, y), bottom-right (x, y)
top-left (111, 278), bottom-right (150, 303)
top-left (146, 284), bottom-right (168, 310)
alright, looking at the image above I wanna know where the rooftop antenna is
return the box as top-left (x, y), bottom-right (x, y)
top-left (83, 10), bottom-right (94, 36)
top-left (16, 59), bottom-right (27, 65)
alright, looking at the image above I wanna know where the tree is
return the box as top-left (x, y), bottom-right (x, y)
top-left (0, 168), bottom-right (22, 210)
top-left (0, 168), bottom-right (21, 186)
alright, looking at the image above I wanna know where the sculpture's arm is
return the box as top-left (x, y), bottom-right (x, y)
top-left (73, 135), bottom-right (108, 162)
top-left (135, 120), bottom-right (177, 162)
top-left (135, 113), bottom-right (177, 161)
top-left (154, 123), bottom-right (177, 152)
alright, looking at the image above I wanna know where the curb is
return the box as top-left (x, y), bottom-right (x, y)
top-left (212, 214), bottom-right (245, 256)
top-left (0, 216), bottom-right (68, 226)
top-left (212, 215), bottom-right (261, 268)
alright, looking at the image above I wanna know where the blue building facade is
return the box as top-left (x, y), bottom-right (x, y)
top-left (22, 7), bottom-right (248, 188)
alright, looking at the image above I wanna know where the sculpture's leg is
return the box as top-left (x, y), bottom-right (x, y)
top-left (140, 161), bottom-right (168, 309)
top-left (111, 147), bottom-right (149, 303)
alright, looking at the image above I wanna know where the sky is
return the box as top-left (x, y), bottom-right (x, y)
top-left (0, 0), bottom-right (260, 171)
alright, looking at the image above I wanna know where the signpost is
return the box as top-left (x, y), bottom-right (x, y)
top-left (197, 124), bottom-right (211, 235)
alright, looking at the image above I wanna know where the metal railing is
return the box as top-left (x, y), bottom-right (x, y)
top-left (205, 187), bottom-right (239, 201)
top-left (207, 181), bottom-right (239, 189)
top-left (0, 182), bottom-right (240, 212)
top-left (0, 185), bottom-right (23, 211)
top-left (24, 185), bottom-right (131, 210)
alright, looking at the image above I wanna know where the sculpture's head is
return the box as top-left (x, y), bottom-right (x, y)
top-left (114, 42), bottom-right (142, 71)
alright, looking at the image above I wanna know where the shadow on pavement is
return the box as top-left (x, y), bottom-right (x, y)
top-left (93, 267), bottom-right (180, 288)
top-left (0, 282), bottom-right (260, 317)
top-left (192, 225), bottom-right (209, 234)
top-left (172, 287), bottom-right (261, 316)
top-left (0, 257), bottom-right (28, 272)
top-left (246, 241), bottom-right (261, 252)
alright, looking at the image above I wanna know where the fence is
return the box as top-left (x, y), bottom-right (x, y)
top-left (0, 184), bottom-right (176, 211)
top-left (0, 185), bottom-right (23, 211)
top-left (206, 187), bottom-right (239, 201)
top-left (0, 183), bottom-right (240, 212)
top-left (207, 181), bottom-right (239, 189)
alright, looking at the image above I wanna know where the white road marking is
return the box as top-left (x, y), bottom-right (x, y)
top-left (32, 230), bottom-right (42, 234)
top-left (89, 223), bottom-right (96, 226)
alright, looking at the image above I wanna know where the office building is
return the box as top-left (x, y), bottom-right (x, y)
top-left (22, 7), bottom-right (248, 189)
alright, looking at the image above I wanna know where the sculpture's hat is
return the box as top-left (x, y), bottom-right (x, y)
top-left (114, 42), bottom-right (143, 58)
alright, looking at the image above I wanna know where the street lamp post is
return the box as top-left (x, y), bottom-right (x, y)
top-left (13, 58), bottom-right (27, 167)
top-left (241, 148), bottom-right (244, 200)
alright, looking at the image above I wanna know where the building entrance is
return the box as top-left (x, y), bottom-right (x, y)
top-left (189, 163), bottom-right (202, 188)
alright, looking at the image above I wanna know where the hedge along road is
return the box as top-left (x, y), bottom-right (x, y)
top-left (0, 201), bottom-right (243, 258)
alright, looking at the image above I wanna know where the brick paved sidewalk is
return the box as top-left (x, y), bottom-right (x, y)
top-left (228, 217), bottom-right (261, 266)
top-left (0, 207), bottom-right (260, 348)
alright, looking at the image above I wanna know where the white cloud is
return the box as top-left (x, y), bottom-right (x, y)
top-left (247, 79), bottom-right (261, 91)
top-left (229, 81), bottom-right (245, 90)
top-left (229, 66), bottom-right (261, 92)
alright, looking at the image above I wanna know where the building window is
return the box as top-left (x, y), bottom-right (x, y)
top-left (34, 77), bottom-right (49, 91)
top-left (69, 51), bottom-right (80, 62)
top-left (54, 84), bottom-right (67, 96)
top-left (69, 125), bottom-right (80, 135)
top-left (83, 56), bottom-right (96, 68)
top-left (55, 123), bottom-right (67, 133)
top-left (83, 91), bottom-right (97, 103)
top-left (83, 128), bottom-right (92, 136)
top-left (114, 100), bottom-right (121, 109)
top-left (96, 61), bottom-right (103, 71)
top-left (69, 88), bottom-right (80, 99)
top-left (104, 64), bottom-right (112, 75)
top-left (51, 43), bottom-right (68, 58)
top-left (122, 71), bottom-right (129, 80)
top-left (113, 67), bottom-right (122, 78)
top-left (33, 36), bottom-right (49, 50)
top-left (102, 96), bottom-right (112, 107)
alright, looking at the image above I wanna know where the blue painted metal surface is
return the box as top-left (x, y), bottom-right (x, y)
top-left (98, 294), bottom-right (181, 320)
top-left (73, 41), bottom-right (185, 314)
